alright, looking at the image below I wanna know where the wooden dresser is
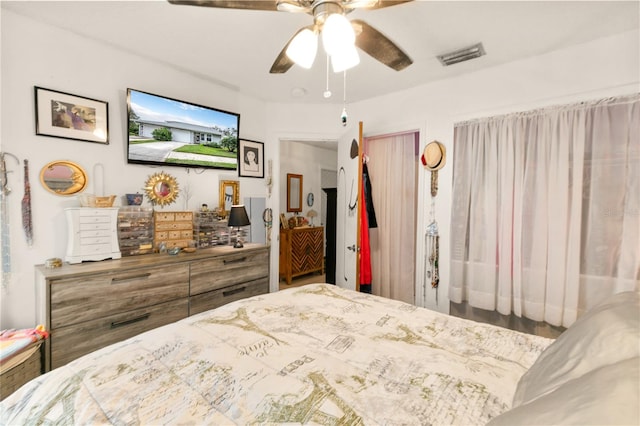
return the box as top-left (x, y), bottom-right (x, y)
top-left (35, 244), bottom-right (269, 371)
top-left (279, 226), bottom-right (324, 285)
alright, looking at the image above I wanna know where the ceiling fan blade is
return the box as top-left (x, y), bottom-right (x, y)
top-left (167, 0), bottom-right (279, 11)
top-left (344, 0), bottom-right (413, 11)
top-left (351, 19), bottom-right (412, 71)
top-left (270, 25), bottom-right (315, 74)
top-left (276, 1), bottom-right (313, 13)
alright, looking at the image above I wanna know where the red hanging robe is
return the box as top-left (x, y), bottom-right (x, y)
top-left (359, 177), bottom-right (372, 291)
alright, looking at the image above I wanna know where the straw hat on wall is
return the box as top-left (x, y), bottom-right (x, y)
top-left (421, 140), bottom-right (446, 171)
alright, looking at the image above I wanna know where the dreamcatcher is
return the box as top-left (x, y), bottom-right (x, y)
top-left (421, 141), bottom-right (446, 305)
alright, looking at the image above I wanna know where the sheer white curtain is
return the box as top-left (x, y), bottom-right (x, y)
top-left (450, 94), bottom-right (639, 327)
top-left (365, 132), bottom-right (418, 303)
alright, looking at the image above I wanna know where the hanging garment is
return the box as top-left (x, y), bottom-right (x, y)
top-left (362, 163), bottom-right (377, 228)
top-left (22, 159), bottom-right (33, 246)
top-left (359, 177), bottom-right (372, 293)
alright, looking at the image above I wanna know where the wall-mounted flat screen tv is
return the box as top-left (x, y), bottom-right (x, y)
top-left (126, 88), bottom-right (240, 170)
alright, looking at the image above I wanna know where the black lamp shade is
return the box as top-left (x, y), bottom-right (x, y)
top-left (228, 205), bottom-right (251, 227)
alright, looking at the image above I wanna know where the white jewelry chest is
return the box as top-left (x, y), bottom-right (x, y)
top-left (64, 207), bottom-right (121, 264)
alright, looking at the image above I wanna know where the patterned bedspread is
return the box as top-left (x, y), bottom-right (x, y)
top-left (1, 284), bottom-right (552, 425)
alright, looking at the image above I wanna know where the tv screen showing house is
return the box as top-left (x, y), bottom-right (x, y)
top-left (126, 88), bottom-right (240, 170)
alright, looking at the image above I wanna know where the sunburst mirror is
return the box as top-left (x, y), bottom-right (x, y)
top-left (144, 171), bottom-right (179, 206)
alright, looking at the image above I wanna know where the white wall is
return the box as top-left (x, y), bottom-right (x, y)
top-left (1, 5), bottom-right (637, 328)
top-left (0, 10), bottom-right (271, 328)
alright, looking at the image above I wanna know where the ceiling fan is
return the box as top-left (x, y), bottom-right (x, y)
top-left (167, 0), bottom-right (414, 74)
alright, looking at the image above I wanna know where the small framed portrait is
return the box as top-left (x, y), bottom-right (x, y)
top-left (238, 139), bottom-right (264, 178)
top-left (34, 86), bottom-right (109, 144)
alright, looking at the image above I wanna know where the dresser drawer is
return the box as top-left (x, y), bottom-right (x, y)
top-left (155, 212), bottom-right (175, 222)
top-left (79, 214), bottom-right (111, 223)
top-left (190, 249), bottom-right (269, 295)
top-left (156, 222), bottom-right (192, 231)
top-left (80, 235), bottom-right (112, 245)
top-left (189, 277), bottom-right (268, 316)
top-left (79, 222), bottom-right (112, 232)
top-left (175, 212), bottom-right (193, 221)
top-left (51, 298), bottom-right (188, 369)
top-left (79, 243), bottom-right (113, 255)
top-left (51, 264), bottom-right (190, 328)
top-left (168, 230), bottom-right (193, 240)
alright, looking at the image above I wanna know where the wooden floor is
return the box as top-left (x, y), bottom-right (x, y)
top-left (279, 272), bottom-right (326, 291)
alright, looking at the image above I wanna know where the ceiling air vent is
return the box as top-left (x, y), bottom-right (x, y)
top-left (437, 43), bottom-right (486, 66)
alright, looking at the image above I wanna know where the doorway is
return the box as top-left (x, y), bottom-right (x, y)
top-left (278, 140), bottom-right (338, 290)
top-left (364, 130), bottom-right (419, 303)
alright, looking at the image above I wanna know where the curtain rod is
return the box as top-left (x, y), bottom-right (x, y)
top-left (455, 92), bottom-right (639, 127)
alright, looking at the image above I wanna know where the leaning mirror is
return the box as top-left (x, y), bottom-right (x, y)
top-left (287, 173), bottom-right (303, 213)
top-left (40, 160), bottom-right (88, 196)
top-left (219, 180), bottom-right (239, 218)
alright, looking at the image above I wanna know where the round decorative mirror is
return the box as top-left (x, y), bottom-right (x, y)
top-left (144, 171), bottom-right (179, 206)
top-left (40, 160), bottom-right (88, 196)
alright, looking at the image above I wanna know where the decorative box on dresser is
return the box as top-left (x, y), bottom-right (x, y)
top-left (279, 226), bottom-right (324, 285)
top-left (35, 244), bottom-right (269, 371)
top-left (117, 206), bottom-right (154, 256)
top-left (154, 210), bottom-right (194, 250)
top-left (65, 207), bottom-right (121, 264)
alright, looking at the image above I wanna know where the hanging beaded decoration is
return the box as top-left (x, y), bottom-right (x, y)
top-left (421, 141), bottom-right (446, 306)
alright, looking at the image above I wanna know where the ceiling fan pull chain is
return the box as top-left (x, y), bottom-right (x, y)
top-left (341, 70), bottom-right (348, 126)
top-left (324, 54), bottom-right (332, 98)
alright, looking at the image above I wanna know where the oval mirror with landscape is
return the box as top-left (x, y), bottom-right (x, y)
top-left (40, 160), bottom-right (88, 196)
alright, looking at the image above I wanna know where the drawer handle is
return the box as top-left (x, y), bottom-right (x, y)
top-left (111, 273), bottom-right (151, 284)
top-left (110, 313), bottom-right (150, 329)
top-left (223, 257), bottom-right (247, 265)
top-left (223, 286), bottom-right (246, 297)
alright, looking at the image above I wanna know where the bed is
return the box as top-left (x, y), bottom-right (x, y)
top-left (1, 284), bottom-right (638, 425)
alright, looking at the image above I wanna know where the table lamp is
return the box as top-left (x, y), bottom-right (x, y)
top-left (306, 209), bottom-right (318, 226)
top-left (228, 204), bottom-right (251, 248)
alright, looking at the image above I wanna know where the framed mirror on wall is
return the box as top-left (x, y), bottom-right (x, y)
top-left (287, 173), bottom-right (303, 213)
top-left (40, 160), bottom-right (88, 195)
top-left (219, 180), bottom-right (239, 218)
top-left (144, 171), bottom-right (179, 207)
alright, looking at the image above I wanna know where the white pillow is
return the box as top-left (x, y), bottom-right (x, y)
top-left (488, 357), bottom-right (640, 426)
top-left (513, 290), bottom-right (639, 406)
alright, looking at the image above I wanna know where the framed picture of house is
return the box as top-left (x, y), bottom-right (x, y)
top-left (238, 139), bottom-right (264, 178)
top-left (35, 86), bottom-right (109, 144)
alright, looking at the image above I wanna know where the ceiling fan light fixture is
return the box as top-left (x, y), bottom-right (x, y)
top-left (331, 43), bottom-right (360, 73)
top-left (322, 13), bottom-right (355, 56)
top-left (286, 28), bottom-right (318, 69)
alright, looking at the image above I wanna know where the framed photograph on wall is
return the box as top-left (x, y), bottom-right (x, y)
top-left (238, 139), bottom-right (264, 178)
top-left (35, 86), bottom-right (109, 144)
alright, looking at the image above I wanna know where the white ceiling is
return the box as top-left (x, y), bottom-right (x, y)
top-left (3, 0), bottom-right (639, 105)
